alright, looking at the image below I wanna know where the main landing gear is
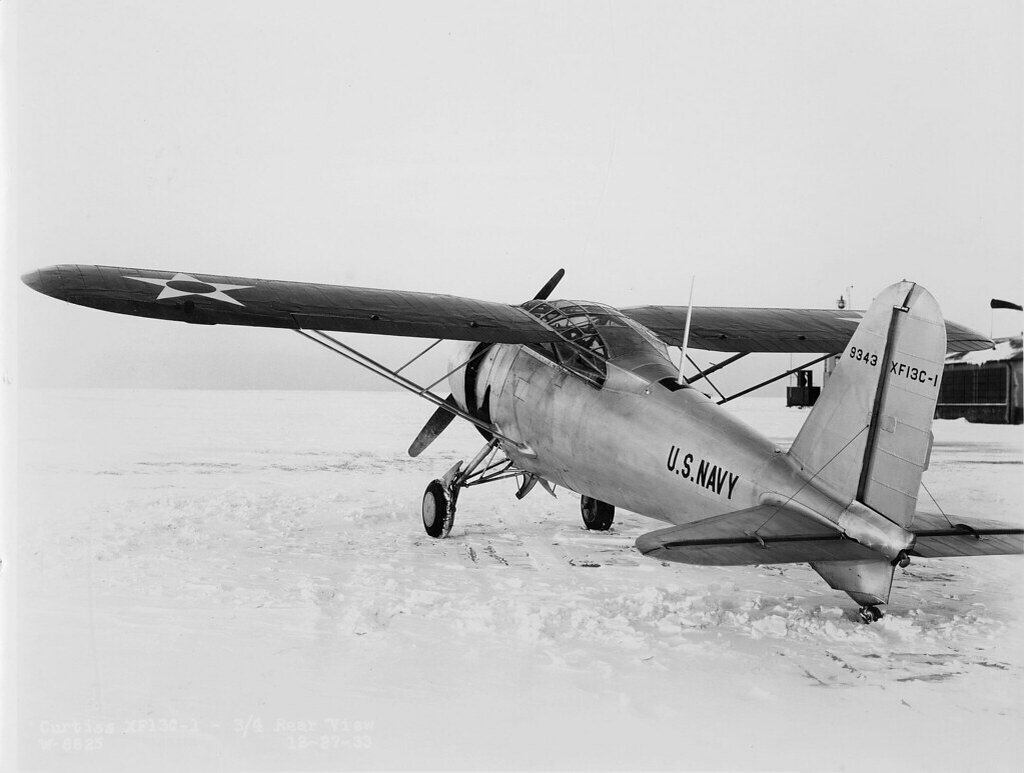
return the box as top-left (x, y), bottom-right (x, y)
top-left (422, 479), bottom-right (457, 538)
top-left (421, 439), bottom-right (525, 539)
top-left (580, 495), bottom-right (615, 531)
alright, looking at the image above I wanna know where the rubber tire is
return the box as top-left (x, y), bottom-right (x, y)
top-left (859, 605), bottom-right (884, 624)
top-left (580, 495), bottom-right (615, 531)
top-left (422, 479), bottom-right (456, 538)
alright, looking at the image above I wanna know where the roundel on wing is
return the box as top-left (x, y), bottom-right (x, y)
top-left (123, 272), bottom-right (254, 307)
top-left (166, 279), bottom-right (217, 294)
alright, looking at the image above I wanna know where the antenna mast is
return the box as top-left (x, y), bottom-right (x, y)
top-left (676, 276), bottom-right (696, 386)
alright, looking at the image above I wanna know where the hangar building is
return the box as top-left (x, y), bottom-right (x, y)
top-left (935, 335), bottom-right (1023, 425)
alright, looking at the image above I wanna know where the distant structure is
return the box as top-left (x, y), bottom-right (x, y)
top-left (797, 292), bottom-right (1023, 422)
top-left (795, 287), bottom-right (851, 408)
top-left (786, 368), bottom-right (820, 407)
top-left (936, 335), bottom-right (1023, 424)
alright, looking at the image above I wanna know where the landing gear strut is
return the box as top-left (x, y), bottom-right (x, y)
top-left (421, 439), bottom-right (524, 539)
top-left (580, 495), bottom-right (615, 531)
top-left (859, 605), bottom-right (884, 624)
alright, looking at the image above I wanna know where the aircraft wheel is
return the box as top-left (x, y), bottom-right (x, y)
top-left (580, 495), bottom-right (615, 531)
top-left (422, 479), bottom-right (456, 539)
top-left (858, 605), bottom-right (884, 624)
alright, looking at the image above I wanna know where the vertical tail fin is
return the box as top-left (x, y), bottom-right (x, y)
top-left (788, 281), bottom-right (947, 527)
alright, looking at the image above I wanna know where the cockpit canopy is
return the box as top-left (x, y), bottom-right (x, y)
top-left (519, 299), bottom-right (674, 387)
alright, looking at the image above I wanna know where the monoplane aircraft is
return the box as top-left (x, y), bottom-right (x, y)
top-left (23, 265), bottom-right (1023, 622)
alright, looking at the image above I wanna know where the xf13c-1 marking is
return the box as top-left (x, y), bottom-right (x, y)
top-left (666, 446), bottom-right (740, 500)
top-left (889, 360), bottom-right (940, 387)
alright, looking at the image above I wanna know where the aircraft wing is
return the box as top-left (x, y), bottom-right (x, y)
top-left (636, 507), bottom-right (1023, 566)
top-left (24, 264), bottom-right (992, 354)
top-left (22, 264), bottom-right (561, 344)
top-left (620, 305), bottom-right (992, 354)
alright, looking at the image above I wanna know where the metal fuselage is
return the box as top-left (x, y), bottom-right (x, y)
top-left (447, 301), bottom-right (850, 531)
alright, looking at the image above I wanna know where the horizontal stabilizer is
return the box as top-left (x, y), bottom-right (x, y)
top-left (635, 506), bottom-right (881, 566)
top-left (636, 507), bottom-right (1023, 567)
top-left (908, 512), bottom-right (1023, 558)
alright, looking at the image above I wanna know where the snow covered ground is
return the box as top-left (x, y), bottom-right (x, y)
top-left (9, 389), bottom-right (1023, 771)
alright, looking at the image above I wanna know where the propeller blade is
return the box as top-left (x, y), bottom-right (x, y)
top-left (534, 268), bottom-right (566, 300)
top-left (408, 394), bottom-right (460, 457)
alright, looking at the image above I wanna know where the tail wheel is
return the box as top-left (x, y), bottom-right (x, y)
top-left (580, 495), bottom-right (615, 531)
top-left (422, 479), bottom-right (456, 538)
top-left (859, 605), bottom-right (884, 624)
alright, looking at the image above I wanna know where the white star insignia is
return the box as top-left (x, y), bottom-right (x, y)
top-left (124, 272), bottom-right (254, 307)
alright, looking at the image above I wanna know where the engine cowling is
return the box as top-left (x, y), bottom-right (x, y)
top-left (446, 340), bottom-right (479, 413)
top-left (447, 340), bottom-right (515, 444)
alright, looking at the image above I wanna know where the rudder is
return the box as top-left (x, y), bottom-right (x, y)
top-left (788, 281), bottom-right (947, 527)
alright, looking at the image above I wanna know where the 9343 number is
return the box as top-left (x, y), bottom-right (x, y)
top-left (848, 346), bottom-right (878, 366)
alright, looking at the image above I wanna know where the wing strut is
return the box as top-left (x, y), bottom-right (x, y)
top-left (717, 353), bottom-right (834, 405)
top-left (294, 329), bottom-right (524, 448)
top-left (687, 352), bottom-right (749, 382)
top-left (685, 354), bottom-right (726, 401)
top-left (394, 339), bottom-right (443, 374)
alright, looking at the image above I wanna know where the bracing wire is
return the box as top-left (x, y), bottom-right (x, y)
top-left (753, 424), bottom-right (871, 535)
top-left (919, 480), bottom-right (957, 529)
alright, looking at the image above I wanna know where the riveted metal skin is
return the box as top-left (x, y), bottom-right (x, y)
top-left (448, 306), bottom-right (857, 538)
top-left (473, 340), bottom-right (850, 533)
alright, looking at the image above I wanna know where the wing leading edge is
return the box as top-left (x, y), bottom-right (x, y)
top-left (22, 264), bottom-right (561, 344)
top-left (24, 264), bottom-right (992, 353)
top-left (621, 305), bottom-right (992, 354)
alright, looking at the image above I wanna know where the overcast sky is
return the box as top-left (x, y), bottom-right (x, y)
top-left (5, 0), bottom-right (1021, 393)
